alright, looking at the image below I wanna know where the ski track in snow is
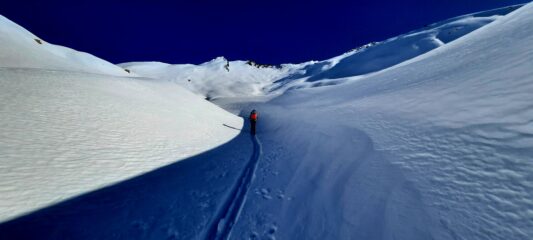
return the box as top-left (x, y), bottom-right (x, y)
top-left (207, 135), bottom-right (262, 240)
top-left (0, 132), bottom-right (254, 240)
top-left (0, 3), bottom-right (532, 240)
top-left (218, 112), bottom-right (435, 240)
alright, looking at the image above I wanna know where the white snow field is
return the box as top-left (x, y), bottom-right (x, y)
top-left (0, 3), bottom-right (532, 240)
top-left (224, 3), bottom-right (533, 240)
top-left (0, 16), bottom-right (243, 222)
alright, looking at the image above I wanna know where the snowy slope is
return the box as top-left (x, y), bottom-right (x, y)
top-left (0, 3), bottom-right (531, 240)
top-left (0, 15), bottom-right (129, 76)
top-left (286, 5), bottom-right (522, 82)
top-left (224, 3), bottom-right (533, 240)
top-left (0, 70), bottom-right (243, 222)
top-left (0, 19), bottom-right (243, 222)
top-left (122, 5), bottom-right (521, 98)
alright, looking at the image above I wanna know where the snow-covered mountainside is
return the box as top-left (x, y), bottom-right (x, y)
top-left (121, 5), bottom-right (522, 99)
top-left (0, 15), bottom-right (129, 76)
top-left (0, 16), bottom-right (242, 222)
top-left (1, 3), bottom-right (532, 240)
top-left (120, 58), bottom-right (291, 100)
top-left (223, 4), bottom-right (533, 239)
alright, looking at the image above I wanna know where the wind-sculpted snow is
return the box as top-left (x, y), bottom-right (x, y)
top-left (229, 3), bottom-right (532, 239)
top-left (0, 3), bottom-right (531, 240)
top-left (0, 69), bottom-right (242, 222)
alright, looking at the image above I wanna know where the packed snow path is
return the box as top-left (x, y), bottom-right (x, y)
top-left (213, 4), bottom-right (533, 238)
top-left (208, 135), bottom-right (262, 240)
top-left (212, 105), bottom-right (435, 240)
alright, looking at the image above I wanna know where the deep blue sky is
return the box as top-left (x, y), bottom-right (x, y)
top-left (0, 0), bottom-right (529, 64)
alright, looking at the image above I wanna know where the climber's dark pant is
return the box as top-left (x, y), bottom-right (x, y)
top-left (250, 120), bottom-right (256, 135)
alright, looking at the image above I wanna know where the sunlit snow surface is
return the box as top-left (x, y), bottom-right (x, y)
top-left (223, 4), bottom-right (533, 239)
top-left (0, 15), bottom-right (129, 76)
top-left (0, 16), bottom-right (242, 222)
top-left (1, 3), bottom-right (532, 240)
top-left (0, 69), bottom-right (242, 222)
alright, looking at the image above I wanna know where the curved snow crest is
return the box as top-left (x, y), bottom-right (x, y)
top-left (266, 3), bottom-right (533, 239)
top-left (268, 4), bottom-right (523, 92)
top-left (0, 15), bottom-right (129, 76)
top-left (0, 69), bottom-right (243, 222)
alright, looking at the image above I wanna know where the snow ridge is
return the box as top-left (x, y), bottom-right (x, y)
top-left (121, 5), bottom-right (522, 98)
top-left (0, 15), bottom-right (129, 76)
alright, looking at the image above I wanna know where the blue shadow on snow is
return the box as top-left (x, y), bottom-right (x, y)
top-left (0, 131), bottom-right (254, 240)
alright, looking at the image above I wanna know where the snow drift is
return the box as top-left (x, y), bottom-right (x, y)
top-left (225, 3), bottom-right (533, 240)
top-left (0, 16), bottom-right (242, 222)
top-left (1, 3), bottom-right (532, 240)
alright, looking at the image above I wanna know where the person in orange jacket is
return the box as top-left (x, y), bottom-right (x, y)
top-left (249, 109), bottom-right (258, 135)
